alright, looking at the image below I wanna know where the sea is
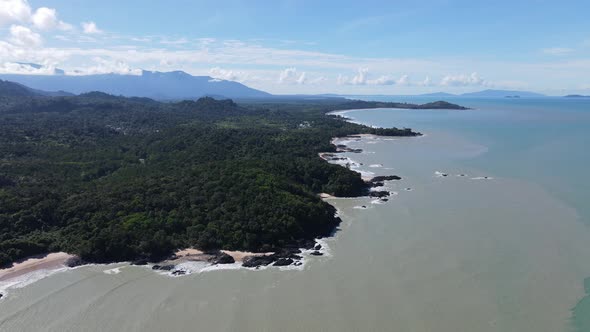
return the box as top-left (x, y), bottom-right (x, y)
top-left (1, 97), bottom-right (589, 332)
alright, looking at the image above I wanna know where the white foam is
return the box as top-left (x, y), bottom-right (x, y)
top-left (471, 176), bottom-right (494, 180)
top-left (0, 267), bottom-right (68, 297)
top-left (435, 171), bottom-right (449, 178)
top-left (369, 164), bottom-right (383, 168)
top-left (103, 266), bottom-right (124, 275)
top-left (353, 205), bottom-right (370, 209)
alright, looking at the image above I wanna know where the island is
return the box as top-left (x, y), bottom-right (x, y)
top-left (0, 81), bottom-right (467, 270)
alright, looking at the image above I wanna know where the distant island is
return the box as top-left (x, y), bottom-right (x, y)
top-left (0, 80), bottom-right (467, 269)
top-left (564, 94), bottom-right (590, 98)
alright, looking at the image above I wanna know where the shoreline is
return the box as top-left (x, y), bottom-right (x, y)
top-left (0, 252), bottom-right (75, 283)
top-left (0, 108), bottom-right (416, 292)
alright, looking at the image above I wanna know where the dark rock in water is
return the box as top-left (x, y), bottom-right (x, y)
top-left (64, 256), bottom-right (85, 268)
top-left (242, 255), bottom-right (276, 268)
top-left (153, 264), bottom-right (175, 271)
top-left (368, 181), bottom-right (385, 188)
top-left (172, 270), bottom-right (186, 276)
top-left (298, 239), bottom-right (317, 250)
top-left (314, 244), bottom-right (322, 250)
top-left (0, 293), bottom-right (3, 300)
top-left (273, 248), bottom-right (302, 260)
top-left (362, 205), bottom-right (367, 208)
top-left (381, 198), bottom-right (389, 202)
top-left (209, 252), bottom-right (235, 264)
top-left (370, 175), bottom-right (401, 182)
top-left (310, 251), bottom-right (323, 256)
top-left (273, 258), bottom-right (294, 266)
top-left (131, 258), bottom-right (149, 266)
top-left (369, 191), bottom-right (390, 198)
top-left (293, 261), bottom-right (302, 266)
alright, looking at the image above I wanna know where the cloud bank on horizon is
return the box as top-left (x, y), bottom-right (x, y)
top-left (0, 0), bottom-right (589, 95)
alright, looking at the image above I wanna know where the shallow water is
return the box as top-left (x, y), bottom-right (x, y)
top-left (1, 98), bottom-right (590, 332)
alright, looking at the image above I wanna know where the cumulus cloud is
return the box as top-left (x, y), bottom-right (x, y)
top-left (420, 76), bottom-right (433, 86)
top-left (31, 7), bottom-right (71, 31)
top-left (9, 24), bottom-right (41, 47)
top-left (0, 61), bottom-right (58, 74)
top-left (370, 75), bottom-right (396, 85)
top-left (542, 47), bottom-right (573, 56)
top-left (440, 72), bottom-right (485, 86)
top-left (337, 68), bottom-right (411, 86)
top-left (67, 57), bottom-right (141, 75)
top-left (82, 21), bottom-right (102, 34)
top-left (396, 74), bottom-right (410, 86)
top-left (0, 0), bottom-right (31, 26)
top-left (209, 67), bottom-right (250, 82)
top-left (351, 67), bottom-right (368, 85)
top-left (279, 67), bottom-right (306, 84)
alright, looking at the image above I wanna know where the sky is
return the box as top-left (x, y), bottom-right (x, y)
top-left (0, 0), bottom-right (589, 95)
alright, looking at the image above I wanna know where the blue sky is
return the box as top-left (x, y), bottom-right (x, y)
top-left (1, 0), bottom-right (589, 95)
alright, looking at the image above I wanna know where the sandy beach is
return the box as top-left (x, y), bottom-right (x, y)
top-left (0, 252), bottom-right (75, 282)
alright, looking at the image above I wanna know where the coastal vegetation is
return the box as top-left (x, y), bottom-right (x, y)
top-left (0, 88), bottom-right (465, 267)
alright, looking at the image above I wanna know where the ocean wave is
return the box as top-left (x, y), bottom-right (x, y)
top-left (0, 267), bottom-right (68, 297)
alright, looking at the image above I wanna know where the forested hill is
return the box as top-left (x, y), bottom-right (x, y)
top-left (0, 93), bottom-right (457, 266)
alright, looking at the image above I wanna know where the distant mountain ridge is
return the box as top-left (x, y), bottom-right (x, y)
top-left (460, 89), bottom-right (546, 98)
top-left (0, 80), bottom-right (73, 97)
top-left (0, 69), bottom-right (271, 100)
top-left (564, 94), bottom-right (590, 98)
top-left (414, 90), bottom-right (546, 98)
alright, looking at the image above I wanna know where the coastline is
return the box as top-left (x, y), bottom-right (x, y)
top-left (0, 252), bottom-right (75, 283)
top-left (0, 107), bottom-right (417, 293)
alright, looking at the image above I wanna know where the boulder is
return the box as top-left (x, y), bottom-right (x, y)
top-left (242, 255), bottom-right (276, 268)
top-left (172, 270), bottom-right (186, 276)
top-left (153, 264), bottom-right (175, 271)
top-left (314, 244), bottom-right (322, 250)
top-left (273, 258), bottom-right (294, 266)
top-left (310, 251), bottom-right (323, 256)
top-left (369, 191), bottom-right (390, 198)
top-left (64, 256), bottom-right (85, 268)
top-left (370, 175), bottom-right (401, 182)
top-left (209, 252), bottom-right (235, 264)
top-left (131, 258), bottom-right (148, 266)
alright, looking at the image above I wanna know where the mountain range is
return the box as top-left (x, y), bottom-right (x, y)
top-left (420, 89), bottom-right (546, 98)
top-left (0, 69), bottom-right (270, 100)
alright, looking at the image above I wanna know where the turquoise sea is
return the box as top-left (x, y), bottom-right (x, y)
top-left (1, 97), bottom-right (589, 332)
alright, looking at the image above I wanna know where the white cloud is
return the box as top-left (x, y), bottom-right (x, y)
top-left (9, 24), bottom-right (41, 47)
top-left (0, 61), bottom-right (58, 74)
top-left (278, 67), bottom-right (306, 84)
top-left (31, 7), bottom-right (71, 31)
top-left (542, 47), bottom-right (574, 56)
top-left (351, 67), bottom-right (368, 85)
top-left (396, 74), bottom-right (410, 86)
top-left (440, 72), bottom-right (485, 87)
top-left (209, 67), bottom-right (250, 82)
top-left (369, 75), bottom-right (396, 85)
top-left (81, 21), bottom-right (102, 34)
top-left (420, 76), bottom-right (432, 86)
top-left (0, 0), bottom-right (31, 26)
top-left (67, 57), bottom-right (141, 75)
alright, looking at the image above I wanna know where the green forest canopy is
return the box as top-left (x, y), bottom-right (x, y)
top-left (0, 93), bottom-right (459, 266)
